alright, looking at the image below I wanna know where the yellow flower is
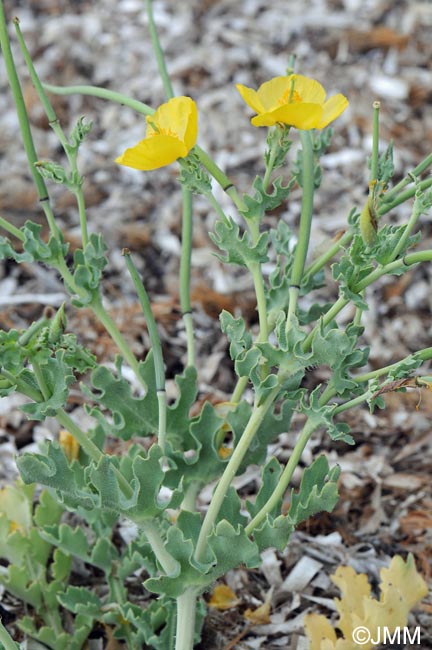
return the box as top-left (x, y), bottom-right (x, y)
top-left (236, 74), bottom-right (348, 129)
top-left (116, 96), bottom-right (198, 171)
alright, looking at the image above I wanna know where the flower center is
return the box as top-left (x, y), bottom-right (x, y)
top-left (148, 120), bottom-right (177, 138)
top-left (279, 88), bottom-right (302, 106)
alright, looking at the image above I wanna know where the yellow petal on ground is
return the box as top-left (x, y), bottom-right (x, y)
top-left (317, 94), bottom-right (349, 128)
top-left (331, 566), bottom-right (371, 640)
top-left (236, 83), bottom-right (267, 114)
top-left (304, 613), bottom-right (338, 650)
top-left (115, 135), bottom-right (188, 170)
top-left (244, 600), bottom-right (271, 625)
top-left (379, 554), bottom-right (428, 611)
top-left (251, 103), bottom-right (323, 129)
top-left (208, 584), bottom-right (241, 610)
top-left (290, 74), bottom-right (326, 104)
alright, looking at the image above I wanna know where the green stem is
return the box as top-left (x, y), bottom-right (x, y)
top-left (249, 262), bottom-right (269, 344)
top-left (122, 250), bottom-right (165, 391)
top-left (74, 181), bottom-right (89, 249)
top-left (382, 153), bottom-right (432, 204)
top-left (180, 481), bottom-right (201, 512)
top-left (179, 189), bottom-right (195, 367)
top-left (354, 347), bottom-right (432, 384)
top-left (122, 249), bottom-right (167, 451)
top-left (332, 390), bottom-right (371, 415)
top-left (90, 295), bottom-right (146, 390)
top-left (262, 126), bottom-right (282, 189)
top-left (145, 0), bottom-right (174, 99)
top-left (0, 216), bottom-right (25, 241)
top-left (55, 409), bottom-right (106, 464)
top-left (286, 130), bottom-right (315, 333)
top-left (14, 18), bottom-right (89, 247)
top-left (303, 295), bottom-right (349, 351)
top-left (370, 101), bottom-right (380, 184)
top-left (0, 619), bottom-right (19, 650)
top-left (141, 520), bottom-right (178, 575)
top-left (175, 588), bottom-right (198, 650)
top-left (0, 3), bottom-right (59, 239)
top-left (378, 177), bottom-right (432, 216)
top-left (194, 145), bottom-right (245, 210)
top-left (245, 418), bottom-right (318, 535)
top-left (303, 227), bottom-right (353, 284)
top-left (204, 189), bottom-right (229, 221)
top-left (231, 375), bottom-right (249, 405)
top-left (44, 82), bottom-right (154, 116)
top-left (389, 202), bottom-right (422, 262)
top-left (194, 385), bottom-right (280, 563)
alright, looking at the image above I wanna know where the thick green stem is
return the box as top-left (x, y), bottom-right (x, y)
top-left (249, 262), bottom-right (269, 344)
top-left (194, 385), bottom-right (280, 563)
top-left (245, 418), bottom-right (318, 534)
top-left (286, 130), bottom-right (315, 334)
top-left (141, 520), bottom-right (178, 575)
top-left (231, 375), bottom-right (249, 404)
top-left (0, 3), bottom-right (59, 238)
top-left (175, 588), bottom-right (198, 650)
top-left (180, 481), bottom-right (201, 512)
top-left (179, 189), bottom-right (195, 367)
top-left (290, 131), bottom-right (315, 287)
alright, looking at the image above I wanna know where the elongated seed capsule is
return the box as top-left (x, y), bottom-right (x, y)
top-left (360, 196), bottom-right (378, 247)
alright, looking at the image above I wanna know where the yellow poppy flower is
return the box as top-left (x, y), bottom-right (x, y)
top-left (236, 74), bottom-right (348, 129)
top-left (115, 96), bottom-right (198, 171)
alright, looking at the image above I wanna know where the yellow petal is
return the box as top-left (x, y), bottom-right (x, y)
top-left (251, 103), bottom-right (323, 129)
top-left (181, 98), bottom-right (199, 150)
top-left (256, 76), bottom-right (295, 110)
top-left (331, 566), bottom-right (371, 639)
top-left (116, 135), bottom-right (188, 170)
top-left (317, 94), bottom-right (349, 128)
top-left (244, 600), bottom-right (271, 625)
top-left (380, 554), bottom-right (428, 611)
top-left (150, 96), bottom-right (198, 147)
top-left (59, 429), bottom-right (80, 461)
top-left (290, 74), bottom-right (326, 104)
top-left (236, 83), bottom-right (266, 114)
top-left (208, 584), bottom-right (241, 610)
top-left (304, 613), bottom-right (337, 650)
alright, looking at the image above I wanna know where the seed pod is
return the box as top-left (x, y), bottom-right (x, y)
top-left (360, 197), bottom-right (378, 247)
